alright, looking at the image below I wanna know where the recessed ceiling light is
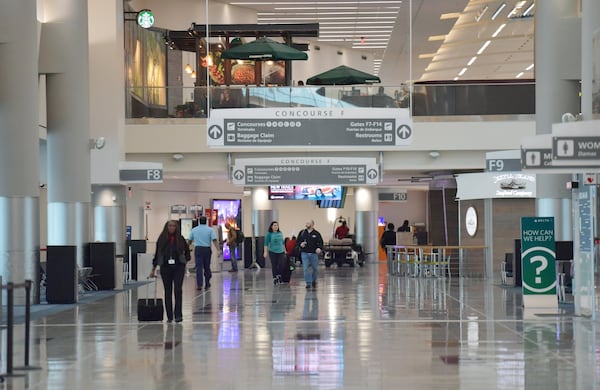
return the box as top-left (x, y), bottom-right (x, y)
top-left (475, 5), bottom-right (489, 22)
top-left (523, 3), bottom-right (535, 16)
top-left (453, 76), bottom-right (459, 81)
top-left (515, 72), bottom-right (524, 78)
top-left (440, 12), bottom-right (460, 20)
top-left (259, 11), bottom-right (399, 15)
top-left (492, 23), bottom-right (506, 38)
top-left (477, 40), bottom-right (491, 55)
top-left (491, 3), bottom-right (506, 20)
top-left (467, 56), bottom-right (477, 66)
top-left (526, 63), bottom-right (534, 70)
top-left (428, 35), bottom-right (447, 41)
top-left (458, 67), bottom-right (467, 76)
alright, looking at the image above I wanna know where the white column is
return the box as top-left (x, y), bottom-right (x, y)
top-left (354, 187), bottom-right (378, 263)
top-left (581, 0), bottom-right (600, 119)
top-left (251, 187), bottom-right (277, 237)
top-left (88, 0), bottom-right (127, 257)
top-left (89, 0), bottom-right (126, 183)
top-left (44, 0), bottom-right (92, 267)
top-left (535, 0), bottom-right (580, 132)
top-left (534, 0), bottom-right (578, 244)
top-left (92, 185), bottom-right (127, 257)
top-left (251, 187), bottom-right (277, 268)
top-left (0, 0), bottom-right (40, 304)
top-left (535, 175), bottom-right (573, 241)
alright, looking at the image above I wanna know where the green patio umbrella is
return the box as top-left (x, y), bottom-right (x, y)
top-left (306, 65), bottom-right (381, 85)
top-left (221, 37), bottom-right (308, 61)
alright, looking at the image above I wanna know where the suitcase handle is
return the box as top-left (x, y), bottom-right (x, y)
top-left (146, 276), bottom-right (159, 300)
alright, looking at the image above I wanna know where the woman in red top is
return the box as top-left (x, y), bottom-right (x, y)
top-left (334, 220), bottom-right (349, 239)
top-left (285, 236), bottom-right (297, 256)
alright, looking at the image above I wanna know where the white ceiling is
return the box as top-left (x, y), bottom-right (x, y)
top-left (156, 0), bottom-right (537, 184)
top-left (223, 0), bottom-right (535, 83)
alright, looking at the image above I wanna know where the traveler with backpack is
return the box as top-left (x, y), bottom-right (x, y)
top-left (264, 221), bottom-right (286, 285)
top-left (297, 220), bottom-right (324, 289)
top-left (224, 222), bottom-right (239, 272)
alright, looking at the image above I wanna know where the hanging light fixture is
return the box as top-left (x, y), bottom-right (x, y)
top-left (191, 70), bottom-right (197, 79)
top-left (184, 64), bottom-right (193, 74)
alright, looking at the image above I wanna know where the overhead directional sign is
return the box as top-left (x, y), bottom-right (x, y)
top-left (553, 136), bottom-right (600, 160)
top-left (521, 148), bottom-right (553, 169)
top-left (119, 161), bottom-right (163, 183)
top-left (486, 150), bottom-right (522, 172)
top-left (207, 108), bottom-right (412, 147)
top-left (378, 191), bottom-right (408, 201)
top-left (232, 157), bottom-right (378, 186)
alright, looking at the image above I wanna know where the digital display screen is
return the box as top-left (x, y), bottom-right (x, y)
top-left (269, 185), bottom-right (343, 200)
top-left (180, 218), bottom-right (194, 240)
top-left (211, 199), bottom-right (242, 260)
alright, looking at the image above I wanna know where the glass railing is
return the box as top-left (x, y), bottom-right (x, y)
top-left (125, 81), bottom-right (536, 119)
top-left (412, 81), bottom-right (536, 116)
top-left (125, 85), bottom-right (407, 119)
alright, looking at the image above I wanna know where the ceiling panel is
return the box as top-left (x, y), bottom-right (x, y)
top-left (217, 0), bottom-right (536, 82)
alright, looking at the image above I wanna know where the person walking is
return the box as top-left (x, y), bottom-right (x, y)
top-left (150, 220), bottom-right (191, 323)
top-left (224, 222), bottom-right (239, 273)
top-left (264, 221), bottom-right (286, 285)
top-left (188, 216), bottom-right (221, 290)
top-left (380, 222), bottom-right (397, 249)
top-left (297, 220), bottom-right (324, 289)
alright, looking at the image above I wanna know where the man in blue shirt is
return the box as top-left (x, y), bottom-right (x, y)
top-left (188, 216), bottom-right (221, 290)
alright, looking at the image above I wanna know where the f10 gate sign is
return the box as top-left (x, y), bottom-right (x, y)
top-left (520, 217), bottom-right (556, 295)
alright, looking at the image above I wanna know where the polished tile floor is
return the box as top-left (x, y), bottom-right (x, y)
top-left (2, 263), bottom-right (598, 389)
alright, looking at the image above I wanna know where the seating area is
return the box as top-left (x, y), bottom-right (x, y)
top-left (500, 253), bottom-right (513, 285)
top-left (386, 245), bottom-right (451, 278)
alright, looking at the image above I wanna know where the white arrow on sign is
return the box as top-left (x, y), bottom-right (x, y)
top-left (208, 125), bottom-right (223, 140)
top-left (397, 124), bottom-right (412, 140)
top-left (233, 169), bottom-right (245, 180)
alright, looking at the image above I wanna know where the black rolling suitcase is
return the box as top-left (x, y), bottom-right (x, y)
top-left (137, 279), bottom-right (164, 322)
top-left (280, 255), bottom-right (293, 283)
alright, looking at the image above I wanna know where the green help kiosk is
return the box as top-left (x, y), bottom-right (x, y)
top-left (520, 217), bottom-right (557, 310)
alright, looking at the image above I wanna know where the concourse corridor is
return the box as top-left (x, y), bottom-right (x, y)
top-left (4, 264), bottom-right (596, 389)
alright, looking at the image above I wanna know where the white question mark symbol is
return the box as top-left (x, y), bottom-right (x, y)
top-left (530, 255), bottom-right (548, 284)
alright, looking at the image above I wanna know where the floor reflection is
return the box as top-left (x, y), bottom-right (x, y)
top-left (6, 264), bottom-right (597, 389)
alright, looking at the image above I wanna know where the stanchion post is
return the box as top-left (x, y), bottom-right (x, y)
top-left (2, 283), bottom-right (23, 378)
top-left (6, 284), bottom-right (13, 375)
top-left (14, 280), bottom-right (41, 371)
top-left (24, 280), bottom-right (30, 366)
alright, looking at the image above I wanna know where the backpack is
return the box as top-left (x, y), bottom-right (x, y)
top-left (235, 229), bottom-right (245, 244)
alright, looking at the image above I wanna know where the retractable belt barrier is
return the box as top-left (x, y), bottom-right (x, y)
top-left (0, 280), bottom-right (41, 381)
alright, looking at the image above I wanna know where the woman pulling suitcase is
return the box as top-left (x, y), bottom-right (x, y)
top-left (150, 220), bottom-right (191, 323)
top-left (264, 221), bottom-right (287, 285)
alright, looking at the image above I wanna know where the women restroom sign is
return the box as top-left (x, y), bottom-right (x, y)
top-left (521, 217), bottom-right (557, 306)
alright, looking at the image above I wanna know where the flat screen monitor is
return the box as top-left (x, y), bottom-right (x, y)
top-left (211, 199), bottom-right (242, 260)
top-left (179, 218), bottom-right (194, 241)
top-left (269, 185), bottom-right (343, 200)
top-left (317, 187), bottom-right (347, 208)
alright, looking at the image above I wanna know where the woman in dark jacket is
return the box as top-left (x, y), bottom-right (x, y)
top-left (380, 222), bottom-right (397, 249)
top-left (150, 220), bottom-right (191, 323)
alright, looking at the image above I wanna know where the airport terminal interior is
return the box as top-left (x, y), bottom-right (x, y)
top-left (1, 0), bottom-right (600, 388)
